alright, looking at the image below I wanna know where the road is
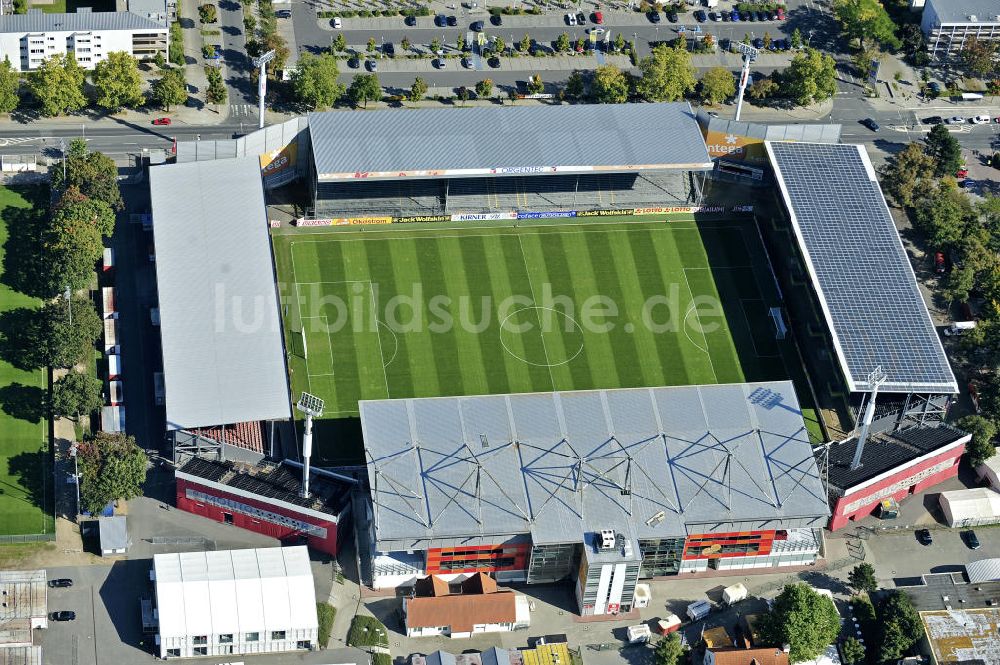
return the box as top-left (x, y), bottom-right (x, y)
top-left (217, 0), bottom-right (256, 118)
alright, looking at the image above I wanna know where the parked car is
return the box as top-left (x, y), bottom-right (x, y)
top-left (565, 12), bottom-right (577, 25)
top-left (404, 14), bottom-right (416, 25)
top-left (752, 37), bottom-right (764, 48)
top-left (365, 59), bottom-right (377, 72)
top-left (461, 56), bottom-right (472, 68)
top-left (446, 15), bottom-right (457, 25)
top-left (956, 167), bottom-right (969, 178)
top-left (576, 11), bottom-right (587, 24)
top-left (694, 9), bottom-right (707, 21)
top-left (48, 579), bottom-right (73, 588)
top-left (490, 14), bottom-right (502, 25)
top-left (972, 114), bottom-right (991, 124)
top-left (152, 117), bottom-right (171, 126)
top-left (347, 57), bottom-right (360, 68)
top-left (471, 20), bottom-right (484, 31)
top-left (667, 11), bottom-right (678, 21)
top-left (434, 13), bottom-right (447, 26)
top-left (916, 528), bottom-right (933, 545)
top-left (488, 56), bottom-right (500, 68)
top-left (934, 251), bottom-right (947, 273)
top-left (945, 115), bottom-right (965, 124)
top-left (923, 115), bottom-right (943, 125)
top-left (776, 6), bottom-right (785, 19)
top-left (720, 10), bottom-right (730, 21)
top-left (730, 9), bottom-right (741, 20)
top-left (588, 27), bottom-right (605, 36)
top-left (709, 11), bottom-right (719, 20)
top-left (592, 10), bottom-right (604, 23)
top-left (648, 10), bottom-right (661, 22)
top-left (275, 9), bottom-right (291, 18)
top-left (963, 530), bottom-right (981, 550)
top-left (928, 81), bottom-right (942, 94)
top-left (51, 611), bottom-right (76, 621)
top-left (861, 117), bottom-right (880, 132)
top-left (435, 57), bottom-right (447, 68)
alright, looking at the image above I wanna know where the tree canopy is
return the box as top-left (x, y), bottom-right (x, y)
top-left (925, 124), bottom-right (964, 177)
top-left (957, 415), bottom-right (997, 468)
top-left (151, 68), bottom-right (187, 110)
top-left (77, 431), bottom-right (148, 515)
top-left (880, 142), bottom-right (936, 208)
top-left (960, 35), bottom-right (998, 78)
top-left (205, 66), bottom-right (228, 106)
top-left (700, 66), bottom-right (736, 105)
top-left (877, 591), bottom-right (924, 662)
top-left (636, 43), bottom-right (696, 102)
top-left (758, 583), bottom-right (841, 663)
top-left (591, 64), bottom-right (629, 104)
top-left (782, 48), bottom-right (838, 105)
top-left (847, 562), bottom-right (878, 594)
top-left (409, 76), bottom-right (428, 102)
top-left (51, 371), bottom-right (103, 419)
top-left (653, 632), bottom-right (685, 665)
top-left (50, 140), bottom-right (123, 212)
top-left (39, 294), bottom-right (102, 369)
top-left (28, 53), bottom-right (87, 117)
top-left (0, 57), bottom-right (21, 114)
top-left (347, 73), bottom-right (381, 108)
top-left (832, 0), bottom-right (901, 50)
top-left (291, 53), bottom-right (345, 110)
top-left (92, 51), bottom-right (144, 111)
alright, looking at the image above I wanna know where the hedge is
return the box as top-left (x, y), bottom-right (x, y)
top-left (346, 615), bottom-right (389, 648)
top-left (317, 602), bottom-right (336, 647)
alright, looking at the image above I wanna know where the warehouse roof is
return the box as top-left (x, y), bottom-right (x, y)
top-left (308, 103), bottom-right (713, 181)
top-left (767, 141), bottom-right (958, 394)
top-left (154, 546), bottom-right (317, 641)
top-left (362, 382), bottom-right (829, 551)
top-left (0, 9), bottom-right (165, 32)
top-left (150, 158), bottom-right (291, 430)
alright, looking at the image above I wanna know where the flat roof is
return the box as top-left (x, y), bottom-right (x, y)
top-left (0, 571), bottom-right (46, 623)
top-left (153, 546), bottom-right (316, 641)
top-left (362, 382), bottom-right (829, 551)
top-left (150, 158), bottom-right (291, 430)
top-left (825, 424), bottom-right (969, 492)
top-left (98, 515), bottom-right (127, 551)
top-left (309, 103), bottom-right (713, 181)
top-left (925, 0), bottom-right (1000, 24)
top-left (966, 558), bottom-right (1000, 583)
top-left (0, 9), bottom-right (165, 32)
top-left (766, 142), bottom-right (958, 394)
top-left (901, 572), bottom-right (1000, 610)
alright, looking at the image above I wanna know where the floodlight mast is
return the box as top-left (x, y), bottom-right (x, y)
top-left (733, 42), bottom-right (759, 122)
top-left (850, 367), bottom-right (887, 471)
top-left (296, 392), bottom-right (325, 497)
top-left (251, 49), bottom-right (276, 130)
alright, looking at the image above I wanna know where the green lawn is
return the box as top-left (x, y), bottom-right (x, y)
top-left (273, 217), bottom-right (791, 453)
top-left (0, 186), bottom-right (53, 537)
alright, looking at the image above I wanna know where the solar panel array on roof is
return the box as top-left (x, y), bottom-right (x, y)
top-left (362, 382), bottom-right (829, 551)
top-left (766, 142), bottom-right (958, 394)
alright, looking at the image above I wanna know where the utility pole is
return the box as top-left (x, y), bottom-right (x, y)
top-left (64, 285), bottom-right (72, 325)
top-left (733, 41), bottom-right (759, 122)
top-left (251, 49), bottom-right (276, 130)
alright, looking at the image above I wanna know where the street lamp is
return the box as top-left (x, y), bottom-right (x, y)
top-left (251, 49), bottom-right (276, 130)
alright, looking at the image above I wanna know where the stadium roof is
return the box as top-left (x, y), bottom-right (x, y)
top-left (361, 382), bottom-right (829, 551)
top-left (308, 103), bottom-right (713, 181)
top-left (696, 112), bottom-right (843, 144)
top-left (766, 142), bottom-right (958, 394)
top-left (150, 158), bottom-right (291, 430)
top-left (153, 546), bottom-right (317, 642)
top-left (0, 9), bottom-right (165, 32)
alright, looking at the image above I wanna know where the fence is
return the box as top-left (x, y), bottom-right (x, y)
top-left (0, 533), bottom-right (56, 544)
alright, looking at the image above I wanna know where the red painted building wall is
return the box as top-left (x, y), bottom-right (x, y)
top-left (175, 477), bottom-right (340, 555)
top-left (425, 543), bottom-right (531, 575)
top-left (682, 530), bottom-right (783, 560)
top-left (829, 442), bottom-right (966, 531)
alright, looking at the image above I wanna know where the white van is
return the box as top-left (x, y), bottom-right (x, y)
top-left (687, 599), bottom-right (712, 621)
top-left (943, 321), bottom-right (977, 336)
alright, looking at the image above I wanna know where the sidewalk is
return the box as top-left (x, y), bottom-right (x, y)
top-left (178, 0), bottom-right (211, 103)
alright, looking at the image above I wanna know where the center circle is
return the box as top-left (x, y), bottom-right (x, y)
top-left (498, 306), bottom-right (585, 367)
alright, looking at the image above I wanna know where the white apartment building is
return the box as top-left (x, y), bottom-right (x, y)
top-left (921, 0), bottom-right (1000, 57)
top-left (0, 8), bottom-right (167, 72)
top-left (152, 546), bottom-right (319, 659)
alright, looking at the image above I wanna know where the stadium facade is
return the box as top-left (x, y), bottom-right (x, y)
top-left (762, 142), bottom-right (965, 529)
top-left (361, 382), bottom-right (830, 615)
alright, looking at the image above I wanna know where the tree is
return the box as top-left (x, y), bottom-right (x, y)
top-left (575, 37), bottom-right (585, 53)
top-left (457, 85), bottom-right (470, 104)
top-left (39, 295), bottom-right (102, 368)
top-left (961, 35), bottom-right (998, 77)
top-left (591, 64), bottom-right (629, 103)
top-left (28, 53), bottom-right (86, 117)
top-left (492, 36), bottom-right (506, 55)
top-left (636, 43), bottom-right (696, 102)
top-left (153, 50), bottom-right (167, 69)
top-left (262, 33), bottom-right (289, 72)
top-left (763, 32), bottom-right (772, 49)
top-left (77, 431), bottom-right (148, 516)
top-left (653, 632), bottom-right (685, 665)
top-left (151, 68), bottom-right (187, 110)
top-left (556, 32), bottom-right (571, 52)
top-left (520, 34), bottom-right (531, 52)
top-left (957, 415), bottom-right (997, 467)
top-left (198, 3), bottom-right (217, 22)
top-left (841, 637), bottom-right (865, 665)
top-left (43, 209), bottom-right (103, 293)
top-left (832, 0), bottom-right (901, 50)
top-left (877, 591), bottom-right (924, 662)
top-left (880, 141), bottom-right (936, 207)
top-left (399, 36), bottom-right (410, 52)
top-left (430, 37), bottom-right (441, 53)
top-left (782, 48), bottom-right (838, 105)
top-left (51, 371), bottom-right (103, 419)
top-left (700, 66), bottom-right (735, 105)
top-left (457, 35), bottom-right (465, 51)
top-left (614, 33), bottom-right (626, 51)
top-left (847, 562), bottom-right (878, 594)
top-left (758, 583), bottom-right (841, 663)
top-left (912, 182), bottom-right (978, 250)
top-left (565, 70), bottom-right (585, 100)
top-left (748, 77), bottom-right (779, 100)
top-left (292, 53), bottom-right (344, 109)
top-left (205, 66), bottom-right (227, 106)
top-left (526, 74), bottom-right (543, 95)
top-left (409, 76), bottom-right (427, 102)
top-left (53, 185), bottom-right (114, 238)
top-left (332, 33), bottom-right (347, 53)
top-left (243, 13), bottom-right (256, 35)
top-left (367, 37), bottom-right (377, 53)
top-left (900, 23), bottom-right (926, 61)
top-left (0, 57), bottom-right (20, 113)
top-left (790, 27), bottom-right (803, 49)
top-left (92, 51), bottom-right (143, 111)
top-left (347, 73), bottom-right (381, 108)
top-left (925, 124), bottom-right (964, 177)
top-left (475, 78), bottom-right (493, 99)
top-left (49, 141), bottom-right (123, 211)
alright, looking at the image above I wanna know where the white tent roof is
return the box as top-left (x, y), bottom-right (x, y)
top-left (154, 546), bottom-right (316, 641)
top-left (940, 488), bottom-right (1000, 523)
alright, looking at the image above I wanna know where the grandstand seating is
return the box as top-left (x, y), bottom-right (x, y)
top-left (186, 421), bottom-right (265, 453)
top-left (311, 171), bottom-right (695, 217)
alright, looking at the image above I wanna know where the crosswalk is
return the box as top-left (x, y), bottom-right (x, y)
top-left (229, 104), bottom-right (256, 118)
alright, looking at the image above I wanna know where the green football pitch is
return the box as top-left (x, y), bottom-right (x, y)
top-left (273, 216), bottom-right (790, 427)
top-left (0, 186), bottom-right (53, 537)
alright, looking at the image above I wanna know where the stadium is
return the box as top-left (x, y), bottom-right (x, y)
top-left (147, 102), bottom-right (964, 611)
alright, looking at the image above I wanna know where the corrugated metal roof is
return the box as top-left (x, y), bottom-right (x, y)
top-left (966, 558), bottom-right (1000, 583)
top-left (153, 547), bottom-right (316, 640)
top-left (308, 103), bottom-right (713, 180)
top-left (0, 10), bottom-right (165, 33)
top-left (150, 158), bottom-right (291, 430)
top-left (361, 382), bottom-right (829, 550)
top-left (697, 111), bottom-right (843, 143)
